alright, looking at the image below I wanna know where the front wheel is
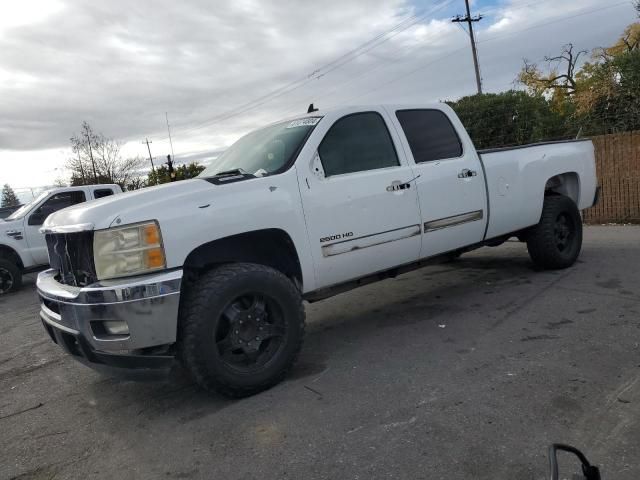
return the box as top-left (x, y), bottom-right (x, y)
top-left (526, 195), bottom-right (583, 270)
top-left (178, 263), bottom-right (305, 397)
top-left (0, 258), bottom-right (22, 294)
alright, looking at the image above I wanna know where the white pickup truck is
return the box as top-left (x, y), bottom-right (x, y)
top-left (37, 105), bottom-right (598, 397)
top-left (0, 184), bottom-right (121, 293)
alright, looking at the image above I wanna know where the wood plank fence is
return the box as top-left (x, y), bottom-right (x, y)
top-left (583, 130), bottom-right (640, 224)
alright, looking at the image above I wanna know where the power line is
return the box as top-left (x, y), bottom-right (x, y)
top-left (155, 0), bottom-right (630, 152)
top-left (156, 0), bottom-right (559, 142)
top-left (478, 1), bottom-right (629, 44)
top-left (347, 0), bottom-right (629, 103)
top-left (277, 0), bottom-right (562, 117)
top-left (164, 0), bottom-right (567, 139)
top-left (158, 0), bottom-right (455, 140)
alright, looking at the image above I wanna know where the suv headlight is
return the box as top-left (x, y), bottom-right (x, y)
top-left (93, 221), bottom-right (166, 280)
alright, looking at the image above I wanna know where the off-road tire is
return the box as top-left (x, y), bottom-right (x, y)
top-left (0, 258), bottom-right (22, 294)
top-left (526, 195), bottom-right (583, 270)
top-left (178, 263), bottom-right (305, 397)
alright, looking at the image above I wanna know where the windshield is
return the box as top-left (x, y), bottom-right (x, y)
top-left (6, 191), bottom-right (49, 220)
top-left (199, 117), bottom-right (322, 178)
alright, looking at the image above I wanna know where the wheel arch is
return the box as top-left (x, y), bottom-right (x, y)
top-left (182, 228), bottom-right (303, 289)
top-left (544, 172), bottom-right (580, 205)
top-left (0, 244), bottom-right (24, 271)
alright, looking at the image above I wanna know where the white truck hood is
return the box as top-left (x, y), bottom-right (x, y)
top-left (43, 179), bottom-right (215, 231)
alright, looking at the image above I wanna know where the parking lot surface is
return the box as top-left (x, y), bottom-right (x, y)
top-left (1, 226), bottom-right (639, 480)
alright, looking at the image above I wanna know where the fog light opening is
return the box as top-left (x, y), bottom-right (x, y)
top-left (89, 320), bottom-right (131, 340)
top-left (103, 321), bottom-right (130, 336)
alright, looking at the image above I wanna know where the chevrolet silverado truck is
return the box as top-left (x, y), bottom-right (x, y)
top-left (0, 184), bottom-right (121, 294)
top-left (37, 105), bottom-right (598, 397)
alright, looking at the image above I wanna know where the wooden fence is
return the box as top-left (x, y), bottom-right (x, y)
top-left (583, 130), bottom-right (640, 224)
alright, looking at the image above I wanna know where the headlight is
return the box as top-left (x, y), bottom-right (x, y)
top-left (93, 221), bottom-right (166, 280)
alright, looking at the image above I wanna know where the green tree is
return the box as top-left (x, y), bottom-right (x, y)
top-left (447, 91), bottom-right (568, 150)
top-left (147, 162), bottom-right (205, 185)
top-left (577, 48), bottom-right (640, 135)
top-left (515, 22), bottom-right (640, 136)
top-left (1, 184), bottom-right (20, 208)
top-left (573, 23), bottom-right (640, 134)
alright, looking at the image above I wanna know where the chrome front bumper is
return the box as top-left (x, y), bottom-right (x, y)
top-left (37, 268), bottom-right (182, 373)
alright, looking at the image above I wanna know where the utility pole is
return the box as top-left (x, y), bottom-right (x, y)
top-left (165, 112), bottom-right (176, 162)
top-left (142, 138), bottom-right (156, 179)
top-left (452, 0), bottom-right (483, 95)
top-left (84, 130), bottom-right (98, 183)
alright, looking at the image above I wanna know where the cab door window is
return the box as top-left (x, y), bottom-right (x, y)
top-left (318, 112), bottom-right (399, 177)
top-left (28, 191), bottom-right (86, 226)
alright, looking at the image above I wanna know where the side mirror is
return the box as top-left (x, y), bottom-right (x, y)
top-left (549, 444), bottom-right (601, 480)
top-left (28, 212), bottom-right (45, 226)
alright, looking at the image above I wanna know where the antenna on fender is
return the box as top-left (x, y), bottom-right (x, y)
top-left (307, 103), bottom-right (319, 113)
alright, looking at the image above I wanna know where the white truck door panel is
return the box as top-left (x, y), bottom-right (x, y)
top-left (24, 190), bottom-right (88, 265)
top-left (390, 107), bottom-right (488, 258)
top-left (298, 110), bottom-right (421, 289)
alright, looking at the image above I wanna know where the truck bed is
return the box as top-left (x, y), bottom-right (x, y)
top-left (478, 139), bottom-right (597, 240)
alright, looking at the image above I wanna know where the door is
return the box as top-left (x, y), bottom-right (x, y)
top-left (24, 190), bottom-right (87, 265)
top-left (391, 108), bottom-right (488, 258)
top-left (298, 110), bottom-right (422, 289)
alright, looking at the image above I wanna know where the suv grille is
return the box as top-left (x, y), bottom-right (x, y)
top-left (45, 232), bottom-right (97, 287)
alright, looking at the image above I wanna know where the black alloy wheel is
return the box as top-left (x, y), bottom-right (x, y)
top-left (0, 259), bottom-right (21, 294)
top-left (0, 266), bottom-right (14, 294)
top-left (553, 213), bottom-right (576, 253)
top-left (215, 294), bottom-right (287, 372)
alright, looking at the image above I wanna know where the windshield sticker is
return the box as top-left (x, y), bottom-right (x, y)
top-left (286, 117), bottom-right (322, 129)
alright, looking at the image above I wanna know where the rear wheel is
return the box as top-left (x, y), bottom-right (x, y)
top-left (178, 263), bottom-right (305, 397)
top-left (0, 258), bottom-right (21, 294)
top-left (526, 195), bottom-right (582, 270)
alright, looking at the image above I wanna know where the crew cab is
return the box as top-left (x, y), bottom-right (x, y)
top-left (36, 105), bottom-right (598, 397)
top-left (0, 184), bottom-right (122, 293)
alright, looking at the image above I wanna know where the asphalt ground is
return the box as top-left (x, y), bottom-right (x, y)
top-left (1, 226), bottom-right (639, 480)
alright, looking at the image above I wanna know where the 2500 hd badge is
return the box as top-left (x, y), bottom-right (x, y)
top-left (320, 232), bottom-right (354, 243)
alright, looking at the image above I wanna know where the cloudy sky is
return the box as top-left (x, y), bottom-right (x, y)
top-left (0, 0), bottom-right (635, 199)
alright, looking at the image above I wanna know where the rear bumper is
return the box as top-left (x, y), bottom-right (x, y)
top-left (37, 268), bottom-right (182, 376)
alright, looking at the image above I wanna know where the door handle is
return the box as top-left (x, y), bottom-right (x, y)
top-left (386, 174), bottom-right (421, 192)
top-left (386, 181), bottom-right (411, 192)
top-left (6, 230), bottom-right (23, 240)
top-left (458, 169), bottom-right (477, 178)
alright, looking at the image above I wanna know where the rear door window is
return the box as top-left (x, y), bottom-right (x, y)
top-left (318, 112), bottom-right (399, 177)
top-left (94, 188), bottom-right (114, 199)
top-left (396, 109), bottom-right (463, 163)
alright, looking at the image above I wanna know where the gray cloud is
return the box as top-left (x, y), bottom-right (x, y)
top-left (0, 0), bottom-right (635, 186)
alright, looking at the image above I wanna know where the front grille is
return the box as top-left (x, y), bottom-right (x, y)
top-left (45, 232), bottom-right (97, 287)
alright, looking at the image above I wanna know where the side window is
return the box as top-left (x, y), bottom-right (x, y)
top-left (94, 188), bottom-right (114, 199)
top-left (318, 112), bottom-right (399, 177)
top-left (396, 109), bottom-right (463, 163)
top-left (28, 191), bottom-right (86, 226)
